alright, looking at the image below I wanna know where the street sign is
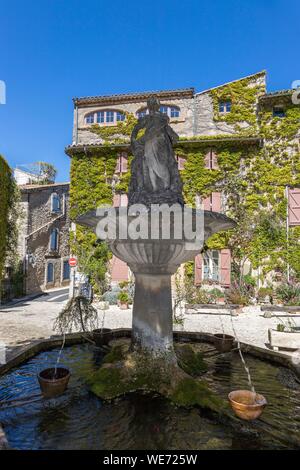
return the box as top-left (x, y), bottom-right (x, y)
top-left (69, 257), bottom-right (77, 267)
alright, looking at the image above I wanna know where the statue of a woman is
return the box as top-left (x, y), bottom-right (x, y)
top-left (129, 96), bottom-right (183, 206)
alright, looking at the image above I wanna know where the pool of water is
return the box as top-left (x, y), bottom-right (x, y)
top-left (0, 342), bottom-right (299, 450)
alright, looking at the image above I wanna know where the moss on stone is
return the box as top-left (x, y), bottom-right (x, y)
top-left (102, 343), bottom-right (126, 364)
top-left (175, 344), bottom-right (208, 377)
top-left (170, 377), bottom-right (226, 413)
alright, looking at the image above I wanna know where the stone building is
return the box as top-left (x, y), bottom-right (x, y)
top-left (18, 182), bottom-right (70, 294)
top-left (66, 71), bottom-right (300, 288)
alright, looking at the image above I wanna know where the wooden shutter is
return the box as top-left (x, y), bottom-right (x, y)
top-left (211, 192), bottom-right (221, 212)
top-left (115, 155), bottom-right (121, 173)
top-left (177, 156), bottom-right (186, 170)
top-left (211, 150), bottom-right (218, 169)
top-left (110, 256), bottom-right (129, 282)
top-left (288, 188), bottom-right (300, 226)
top-left (203, 195), bottom-right (211, 211)
top-left (204, 151), bottom-right (211, 169)
top-left (220, 249), bottom-right (231, 286)
top-left (121, 153), bottom-right (128, 173)
top-left (113, 194), bottom-right (120, 207)
top-left (194, 254), bottom-right (203, 286)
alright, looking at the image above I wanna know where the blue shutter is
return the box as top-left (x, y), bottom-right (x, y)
top-left (47, 263), bottom-right (54, 282)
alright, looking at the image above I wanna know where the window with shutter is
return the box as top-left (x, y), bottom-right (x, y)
top-left (288, 188), bottom-right (300, 226)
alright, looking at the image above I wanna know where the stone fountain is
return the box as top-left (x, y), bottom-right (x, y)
top-left (76, 95), bottom-right (236, 402)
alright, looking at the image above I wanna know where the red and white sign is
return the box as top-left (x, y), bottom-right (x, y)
top-left (69, 257), bottom-right (77, 267)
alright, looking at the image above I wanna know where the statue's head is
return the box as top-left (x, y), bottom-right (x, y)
top-left (147, 96), bottom-right (160, 114)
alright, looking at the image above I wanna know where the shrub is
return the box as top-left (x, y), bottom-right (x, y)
top-left (117, 291), bottom-right (129, 303)
top-left (276, 283), bottom-right (300, 305)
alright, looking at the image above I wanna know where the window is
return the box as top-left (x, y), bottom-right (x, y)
top-left (51, 193), bottom-right (61, 213)
top-left (219, 100), bottom-right (231, 113)
top-left (116, 111), bottom-right (125, 122)
top-left (62, 260), bottom-right (70, 280)
top-left (106, 110), bottom-right (114, 123)
top-left (170, 106), bottom-right (180, 118)
top-left (96, 111), bottom-right (105, 123)
top-left (136, 105), bottom-right (180, 119)
top-left (85, 110), bottom-right (126, 125)
top-left (85, 113), bottom-right (94, 124)
top-left (50, 229), bottom-right (59, 252)
top-left (273, 106), bottom-right (285, 118)
top-left (47, 263), bottom-right (54, 283)
top-left (136, 108), bottom-right (148, 118)
top-left (203, 250), bottom-right (220, 281)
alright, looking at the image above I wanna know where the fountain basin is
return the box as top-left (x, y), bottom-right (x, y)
top-left (228, 390), bottom-right (267, 421)
top-left (38, 367), bottom-right (70, 398)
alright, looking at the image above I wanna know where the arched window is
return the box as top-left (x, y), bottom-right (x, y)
top-left (51, 193), bottom-right (61, 213)
top-left (136, 105), bottom-right (180, 119)
top-left (47, 263), bottom-right (54, 283)
top-left (50, 229), bottom-right (59, 252)
top-left (85, 110), bottom-right (126, 125)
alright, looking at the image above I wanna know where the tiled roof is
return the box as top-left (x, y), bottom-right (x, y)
top-left (73, 88), bottom-right (195, 106)
top-left (259, 89), bottom-right (293, 100)
top-left (19, 182), bottom-right (70, 191)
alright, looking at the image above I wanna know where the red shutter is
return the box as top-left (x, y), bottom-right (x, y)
top-left (212, 192), bottom-right (221, 212)
top-left (115, 155), bottom-right (121, 173)
top-left (288, 188), bottom-right (300, 226)
top-left (110, 256), bottom-right (129, 282)
top-left (220, 249), bottom-right (231, 286)
top-left (177, 156), bottom-right (186, 170)
top-left (203, 195), bottom-right (211, 211)
top-left (204, 151), bottom-right (211, 169)
top-left (121, 153), bottom-right (128, 173)
top-left (113, 194), bottom-right (120, 207)
top-left (194, 254), bottom-right (203, 286)
top-left (212, 151), bottom-right (218, 169)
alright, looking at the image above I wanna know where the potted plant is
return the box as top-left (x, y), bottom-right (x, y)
top-left (118, 290), bottom-right (129, 309)
top-left (208, 288), bottom-right (225, 305)
top-left (257, 287), bottom-right (273, 305)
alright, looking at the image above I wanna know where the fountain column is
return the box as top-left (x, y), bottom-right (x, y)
top-left (131, 272), bottom-right (174, 355)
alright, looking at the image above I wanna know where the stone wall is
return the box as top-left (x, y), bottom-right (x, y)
top-left (19, 183), bottom-right (70, 294)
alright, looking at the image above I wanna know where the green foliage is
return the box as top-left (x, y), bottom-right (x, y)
top-left (70, 150), bottom-right (118, 291)
top-left (0, 155), bottom-right (19, 286)
top-left (117, 290), bottom-right (129, 303)
top-left (276, 282), bottom-right (300, 305)
top-left (210, 72), bottom-right (266, 131)
top-left (175, 344), bottom-right (208, 376)
top-left (170, 377), bottom-right (226, 412)
top-left (88, 113), bottom-right (138, 142)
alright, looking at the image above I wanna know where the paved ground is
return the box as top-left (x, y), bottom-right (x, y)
top-left (1, 292), bottom-right (300, 357)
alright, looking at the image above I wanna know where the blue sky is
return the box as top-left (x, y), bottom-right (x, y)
top-left (1, 0), bottom-right (299, 181)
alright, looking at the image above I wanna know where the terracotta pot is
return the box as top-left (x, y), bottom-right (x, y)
top-left (93, 328), bottom-right (112, 347)
top-left (120, 302), bottom-right (129, 310)
top-left (228, 390), bottom-right (267, 421)
top-left (213, 333), bottom-right (235, 352)
top-left (38, 367), bottom-right (70, 398)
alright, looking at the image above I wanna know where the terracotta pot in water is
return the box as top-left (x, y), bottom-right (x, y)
top-left (93, 328), bottom-right (112, 347)
top-left (228, 390), bottom-right (267, 421)
top-left (213, 333), bottom-right (235, 352)
top-left (38, 367), bottom-right (70, 398)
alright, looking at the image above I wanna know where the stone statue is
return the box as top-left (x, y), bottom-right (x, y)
top-left (129, 96), bottom-right (184, 206)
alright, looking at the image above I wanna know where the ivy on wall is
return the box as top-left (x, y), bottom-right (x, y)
top-left (70, 148), bottom-right (119, 294)
top-left (70, 73), bottom-right (300, 285)
top-left (0, 155), bottom-right (19, 284)
top-left (210, 72), bottom-right (266, 132)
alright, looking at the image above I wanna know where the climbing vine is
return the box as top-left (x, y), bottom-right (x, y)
top-left (210, 72), bottom-right (265, 131)
top-left (0, 155), bottom-right (19, 286)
